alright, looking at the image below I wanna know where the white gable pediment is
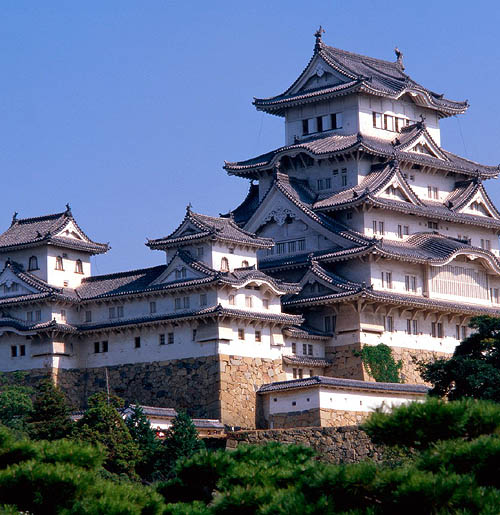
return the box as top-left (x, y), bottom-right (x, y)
top-left (460, 191), bottom-right (499, 219)
top-left (403, 133), bottom-right (447, 161)
top-left (287, 55), bottom-right (350, 96)
top-left (55, 220), bottom-right (86, 241)
top-left (151, 254), bottom-right (208, 286)
top-left (0, 268), bottom-right (39, 299)
top-left (377, 180), bottom-right (415, 204)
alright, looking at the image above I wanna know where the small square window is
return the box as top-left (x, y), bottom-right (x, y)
top-left (11, 346), bottom-right (17, 357)
top-left (159, 334), bottom-right (165, 345)
top-left (102, 341), bottom-right (108, 353)
top-left (19, 345), bottom-right (25, 356)
top-left (134, 336), bottom-right (141, 348)
top-left (168, 332), bottom-right (174, 345)
top-left (94, 342), bottom-right (100, 354)
top-left (245, 296), bottom-right (253, 308)
top-left (255, 330), bottom-right (261, 342)
top-left (150, 301), bottom-right (157, 314)
top-left (238, 328), bottom-right (245, 340)
top-left (85, 310), bottom-right (92, 323)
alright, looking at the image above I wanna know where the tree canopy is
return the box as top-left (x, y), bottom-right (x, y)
top-left (420, 316), bottom-right (500, 401)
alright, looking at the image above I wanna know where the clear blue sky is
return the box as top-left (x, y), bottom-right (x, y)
top-left (1, 1), bottom-right (499, 274)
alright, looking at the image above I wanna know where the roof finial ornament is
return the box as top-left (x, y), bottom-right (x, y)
top-left (186, 202), bottom-right (193, 214)
top-left (65, 203), bottom-right (72, 215)
top-left (11, 212), bottom-right (17, 224)
top-left (314, 26), bottom-right (325, 51)
top-left (394, 47), bottom-right (405, 70)
top-left (419, 113), bottom-right (426, 127)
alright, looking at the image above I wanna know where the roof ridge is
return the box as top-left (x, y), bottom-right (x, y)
top-left (81, 264), bottom-right (167, 283)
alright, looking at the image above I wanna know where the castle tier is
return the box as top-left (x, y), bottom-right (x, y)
top-left (2, 30), bottom-right (493, 429)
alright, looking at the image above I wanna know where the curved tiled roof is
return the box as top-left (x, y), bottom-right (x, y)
top-left (0, 208), bottom-right (109, 254)
top-left (223, 183), bottom-right (260, 227)
top-left (147, 208), bottom-right (273, 250)
top-left (282, 355), bottom-right (332, 368)
top-left (224, 125), bottom-right (499, 179)
top-left (258, 376), bottom-right (429, 394)
top-left (253, 41), bottom-right (467, 118)
top-left (282, 324), bottom-right (332, 340)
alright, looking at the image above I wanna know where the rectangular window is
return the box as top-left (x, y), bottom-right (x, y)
top-left (461, 326), bottom-right (467, 340)
top-left (255, 330), bottom-right (261, 342)
top-left (324, 316), bottom-right (332, 332)
top-left (298, 239), bottom-right (306, 251)
top-left (175, 298), bottom-right (181, 310)
top-left (379, 221), bottom-right (384, 235)
top-left (405, 275), bottom-right (417, 292)
top-left (60, 309), bottom-right (66, 322)
top-left (197, 247), bottom-right (204, 258)
top-left (384, 114), bottom-right (394, 131)
top-left (149, 301), bottom-right (156, 314)
top-left (432, 322), bottom-right (437, 338)
top-left (316, 116), bottom-right (323, 133)
top-left (276, 242), bottom-right (286, 255)
top-left (381, 272), bottom-right (392, 289)
top-left (102, 341), bottom-right (108, 353)
top-left (438, 323), bottom-right (443, 338)
top-left (134, 336), bottom-right (141, 348)
top-left (428, 185), bottom-right (432, 198)
top-left (183, 297), bottom-right (190, 309)
top-left (302, 119), bottom-right (309, 135)
top-left (159, 334), bottom-right (165, 345)
top-left (317, 179), bottom-right (324, 190)
top-left (35, 310), bottom-right (41, 322)
top-left (398, 225), bottom-right (403, 239)
top-left (404, 225), bottom-right (409, 236)
top-left (395, 117), bottom-right (406, 132)
top-left (117, 306), bottom-right (123, 318)
top-left (19, 345), bottom-right (26, 356)
top-left (298, 368), bottom-right (303, 379)
top-left (94, 341), bottom-right (100, 353)
top-left (200, 293), bottom-right (207, 306)
top-left (262, 298), bottom-right (269, 310)
top-left (192, 329), bottom-right (197, 341)
top-left (372, 112), bottom-right (382, 128)
top-left (293, 368), bottom-right (297, 379)
top-left (229, 295), bottom-right (235, 305)
top-left (85, 310), bottom-right (92, 323)
top-left (456, 324), bottom-right (460, 340)
top-left (406, 319), bottom-right (411, 334)
top-left (384, 316), bottom-right (394, 332)
top-left (428, 221), bottom-right (438, 230)
top-left (245, 296), bottom-right (253, 308)
top-left (433, 186), bottom-right (439, 200)
top-left (238, 328), bottom-right (245, 340)
top-left (168, 332), bottom-right (174, 345)
top-left (292, 342), bottom-right (296, 354)
top-left (341, 175), bottom-right (347, 187)
top-left (332, 169), bottom-right (339, 176)
top-left (325, 177), bottom-right (331, 189)
top-left (109, 307), bottom-right (115, 319)
top-left (288, 240), bottom-right (296, 253)
top-left (302, 343), bottom-right (307, 355)
top-left (331, 112), bottom-right (343, 129)
top-left (27, 311), bottom-right (33, 322)
top-left (11, 346), bottom-right (17, 357)
top-left (412, 320), bottom-right (418, 335)
top-left (307, 344), bottom-right (313, 356)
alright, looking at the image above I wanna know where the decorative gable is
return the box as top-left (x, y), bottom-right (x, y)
top-left (55, 220), bottom-right (86, 241)
top-left (0, 267), bottom-right (39, 299)
top-left (402, 132), bottom-right (448, 161)
top-left (151, 253), bottom-right (210, 286)
top-left (461, 191), bottom-right (500, 219)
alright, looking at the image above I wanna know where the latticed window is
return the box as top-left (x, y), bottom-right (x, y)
top-left (55, 256), bottom-right (64, 270)
top-left (431, 265), bottom-right (488, 300)
top-left (220, 257), bottom-right (229, 272)
top-left (75, 259), bottom-right (83, 274)
top-left (28, 256), bottom-right (38, 271)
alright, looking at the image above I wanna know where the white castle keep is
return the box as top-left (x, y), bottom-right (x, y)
top-left (1, 30), bottom-right (498, 429)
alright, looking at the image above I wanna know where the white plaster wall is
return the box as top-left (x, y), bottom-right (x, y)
top-left (0, 247), bottom-right (49, 282)
top-left (46, 246), bottom-right (91, 288)
top-left (358, 95), bottom-right (441, 145)
top-left (218, 286), bottom-right (282, 314)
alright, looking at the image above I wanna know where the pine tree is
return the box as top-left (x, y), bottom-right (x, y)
top-left (76, 393), bottom-right (140, 478)
top-left (158, 410), bottom-right (205, 478)
top-left (28, 377), bottom-right (73, 441)
top-left (125, 404), bottom-right (161, 480)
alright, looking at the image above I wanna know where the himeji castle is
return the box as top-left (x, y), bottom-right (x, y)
top-left (0, 29), bottom-right (498, 429)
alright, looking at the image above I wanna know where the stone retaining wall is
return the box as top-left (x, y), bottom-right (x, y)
top-left (226, 426), bottom-right (383, 464)
top-left (268, 408), bottom-right (368, 428)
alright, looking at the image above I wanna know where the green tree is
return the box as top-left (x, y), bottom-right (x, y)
top-left (0, 385), bottom-right (33, 433)
top-left (157, 410), bottom-right (205, 479)
top-left (125, 404), bottom-right (161, 480)
top-left (75, 393), bottom-right (140, 478)
top-left (420, 316), bottom-right (500, 400)
top-left (28, 377), bottom-right (73, 441)
top-left (356, 343), bottom-right (402, 383)
top-left (0, 425), bottom-right (165, 514)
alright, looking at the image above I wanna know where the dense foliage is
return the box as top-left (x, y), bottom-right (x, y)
top-left (420, 315), bottom-right (500, 400)
top-left (355, 343), bottom-right (402, 383)
top-left (28, 378), bottom-right (73, 440)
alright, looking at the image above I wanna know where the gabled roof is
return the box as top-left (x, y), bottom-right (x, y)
top-left (253, 33), bottom-right (467, 118)
top-left (224, 124), bottom-right (499, 179)
top-left (0, 206), bottom-right (109, 255)
top-left (258, 376), bottom-right (429, 395)
top-left (147, 207), bottom-right (273, 250)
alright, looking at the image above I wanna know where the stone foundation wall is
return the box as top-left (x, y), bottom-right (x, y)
top-left (220, 355), bottom-right (285, 428)
top-left (4, 354), bottom-right (285, 429)
top-left (226, 426), bottom-right (383, 464)
top-left (268, 408), bottom-right (368, 429)
top-left (327, 343), bottom-right (451, 384)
